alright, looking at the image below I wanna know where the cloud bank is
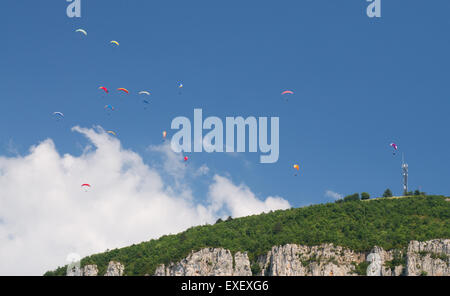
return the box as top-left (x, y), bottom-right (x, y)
top-left (325, 190), bottom-right (343, 200)
top-left (0, 126), bottom-right (290, 275)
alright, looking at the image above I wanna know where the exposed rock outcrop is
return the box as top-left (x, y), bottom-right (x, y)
top-left (83, 264), bottom-right (99, 276)
top-left (153, 239), bottom-right (449, 276)
top-left (154, 248), bottom-right (251, 276)
top-left (66, 239), bottom-right (449, 276)
top-left (405, 239), bottom-right (450, 276)
top-left (104, 261), bottom-right (125, 276)
top-left (257, 243), bottom-right (365, 276)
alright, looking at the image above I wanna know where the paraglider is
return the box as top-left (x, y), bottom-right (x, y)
top-left (281, 90), bottom-right (294, 95)
top-left (177, 81), bottom-right (183, 94)
top-left (53, 112), bottom-right (64, 120)
top-left (81, 184), bottom-right (91, 192)
top-left (107, 131), bottom-right (117, 136)
top-left (390, 143), bottom-right (398, 155)
top-left (142, 99), bottom-right (150, 109)
top-left (184, 156), bottom-right (189, 161)
top-left (104, 105), bottom-right (115, 115)
top-left (162, 131), bottom-right (167, 141)
top-left (117, 88), bottom-right (129, 94)
top-left (99, 86), bottom-right (109, 93)
top-left (75, 29), bottom-right (87, 36)
top-left (53, 112), bottom-right (64, 117)
top-left (138, 91), bottom-right (151, 96)
top-left (281, 90), bottom-right (294, 102)
top-left (293, 164), bottom-right (300, 176)
top-left (110, 40), bottom-right (120, 46)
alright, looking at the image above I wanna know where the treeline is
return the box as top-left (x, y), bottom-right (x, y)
top-left (336, 188), bottom-right (428, 203)
top-left (45, 195), bottom-right (450, 276)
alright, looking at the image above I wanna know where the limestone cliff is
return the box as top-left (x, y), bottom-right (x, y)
top-left (67, 239), bottom-right (449, 276)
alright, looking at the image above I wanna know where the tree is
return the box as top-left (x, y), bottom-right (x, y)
top-left (414, 190), bottom-right (426, 196)
top-left (226, 216), bottom-right (233, 222)
top-left (361, 192), bottom-right (370, 200)
top-left (215, 218), bottom-right (223, 224)
top-left (383, 189), bottom-right (393, 198)
top-left (273, 222), bottom-right (283, 234)
top-left (344, 193), bottom-right (360, 202)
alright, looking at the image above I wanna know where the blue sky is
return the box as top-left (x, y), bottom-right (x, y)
top-left (2, 0), bottom-right (450, 209)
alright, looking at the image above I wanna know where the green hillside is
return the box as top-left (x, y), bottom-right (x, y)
top-left (45, 195), bottom-right (450, 276)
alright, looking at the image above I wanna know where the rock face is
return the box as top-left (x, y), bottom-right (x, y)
top-left (153, 239), bottom-right (449, 276)
top-left (83, 265), bottom-right (99, 276)
top-left (405, 239), bottom-right (450, 276)
top-left (154, 248), bottom-right (252, 276)
top-left (66, 239), bottom-right (449, 276)
top-left (104, 261), bottom-right (125, 276)
top-left (257, 244), bottom-right (365, 276)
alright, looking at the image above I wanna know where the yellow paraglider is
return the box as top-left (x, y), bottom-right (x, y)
top-left (162, 131), bottom-right (167, 140)
top-left (293, 164), bottom-right (300, 176)
top-left (110, 40), bottom-right (120, 46)
top-left (107, 131), bottom-right (117, 136)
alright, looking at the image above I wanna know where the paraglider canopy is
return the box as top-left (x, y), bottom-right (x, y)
top-left (184, 156), bottom-right (189, 162)
top-left (139, 91), bottom-right (151, 96)
top-left (75, 29), bottom-right (87, 36)
top-left (117, 88), bottom-right (129, 94)
top-left (107, 131), bottom-right (117, 136)
top-left (110, 40), bottom-right (120, 46)
top-left (281, 90), bottom-right (294, 95)
top-left (293, 164), bottom-right (300, 171)
top-left (104, 105), bottom-right (115, 111)
top-left (99, 86), bottom-right (108, 93)
top-left (81, 184), bottom-right (91, 192)
top-left (390, 143), bottom-right (398, 155)
top-left (53, 112), bottom-right (64, 118)
top-left (162, 131), bottom-right (167, 138)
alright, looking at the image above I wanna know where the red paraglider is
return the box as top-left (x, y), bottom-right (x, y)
top-left (99, 86), bottom-right (109, 93)
top-left (390, 143), bottom-right (398, 155)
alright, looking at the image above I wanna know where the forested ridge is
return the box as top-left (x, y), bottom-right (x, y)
top-left (45, 195), bottom-right (450, 276)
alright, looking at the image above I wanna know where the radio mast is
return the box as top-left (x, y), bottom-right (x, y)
top-left (402, 153), bottom-right (408, 195)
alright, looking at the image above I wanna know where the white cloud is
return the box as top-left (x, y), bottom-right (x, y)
top-left (325, 190), bottom-right (343, 200)
top-left (0, 126), bottom-right (290, 275)
top-left (208, 175), bottom-right (291, 218)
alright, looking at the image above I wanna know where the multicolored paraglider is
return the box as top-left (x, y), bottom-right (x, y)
top-left (281, 90), bottom-right (294, 95)
top-left (117, 88), bottom-right (129, 94)
top-left (104, 105), bottom-right (115, 115)
top-left (107, 131), bottom-right (117, 136)
top-left (110, 40), bottom-right (120, 47)
top-left (281, 90), bottom-right (294, 102)
top-left (390, 143), bottom-right (398, 155)
top-left (75, 29), bottom-right (87, 36)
